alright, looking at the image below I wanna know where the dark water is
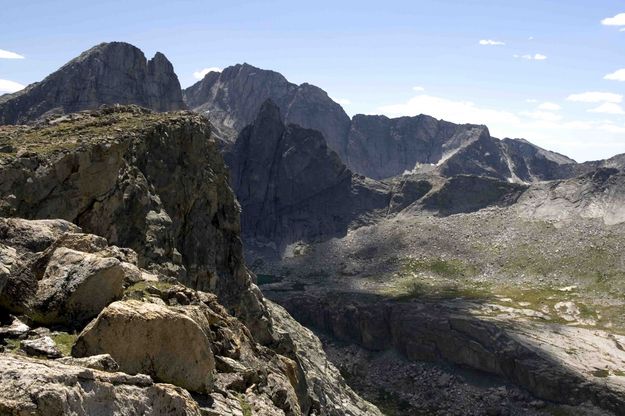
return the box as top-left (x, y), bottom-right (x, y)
top-left (256, 274), bottom-right (283, 285)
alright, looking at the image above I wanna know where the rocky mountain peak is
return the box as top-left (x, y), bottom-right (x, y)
top-left (0, 42), bottom-right (186, 125)
top-left (183, 63), bottom-right (352, 159)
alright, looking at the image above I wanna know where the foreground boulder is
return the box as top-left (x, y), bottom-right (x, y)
top-left (0, 218), bottom-right (133, 325)
top-left (0, 354), bottom-right (202, 416)
top-left (31, 247), bottom-right (126, 325)
top-left (73, 300), bottom-right (215, 393)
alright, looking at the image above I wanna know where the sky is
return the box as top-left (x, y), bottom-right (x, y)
top-left (1, 0), bottom-right (625, 161)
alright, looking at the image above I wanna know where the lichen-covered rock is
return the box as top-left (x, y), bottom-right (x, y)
top-left (0, 354), bottom-right (202, 416)
top-left (73, 300), bottom-right (216, 393)
top-left (30, 247), bottom-right (127, 325)
top-left (58, 353), bottom-right (120, 372)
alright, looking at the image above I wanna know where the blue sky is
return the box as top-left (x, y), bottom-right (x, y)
top-left (1, 0), bottom-right (625, 161)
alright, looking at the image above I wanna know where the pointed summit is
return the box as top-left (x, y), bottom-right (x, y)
top-left (0, 42), bottom-right (186, 125)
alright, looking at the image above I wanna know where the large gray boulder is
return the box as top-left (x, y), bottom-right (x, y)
top-left (0, 354), bottom-right (202, 416)
top-left (73, 300), bottom-right (216, 393)
top-left (0, 42), bottom-right (186, 125)
top-left (30, 247), bottom-right (127, 325)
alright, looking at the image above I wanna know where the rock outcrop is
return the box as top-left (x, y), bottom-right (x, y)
top-left (30, 247), bottom-right (127, 325)
top-left (515, 167), bottom-right (625, 225)
top-left (0, 106), bottom-right (262, 333)
top-left (268, 291), bottom-right (625, 415)
top-left (0, 42), bottom-right (186, 125)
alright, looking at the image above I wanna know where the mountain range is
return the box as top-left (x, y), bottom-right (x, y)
top-left (2, 41), bottom-right (613, 184)
top-left (2, 41), bottom-right (625, 415)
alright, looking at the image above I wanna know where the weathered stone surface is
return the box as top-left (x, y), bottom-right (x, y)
top-left (0, 354), bottom-right (202, 416)
top-left (58, 353), bottom-right (120, 372)
top-left (0, 42), bottom-right (186, 125)
top-left (73, 300), bottom-right (215, 393)
top-left (0, 218), bottom-right (80, 252)
top-left (267, 301), bottom-right (384, 416)
top-left (416, 174), bottom-right (527, 215)
top-left (20, 336), bottom-right (62, 358)
top-left (269, 291), bottom-right (625, 415)
top-left (0, 316), bottom-right (29, 339)
top-left (516, 167), bottom-right (625, 225)
top-left (31, 247), bottom-right (127, 325)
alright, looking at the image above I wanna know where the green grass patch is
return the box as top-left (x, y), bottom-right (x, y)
top-left (591, 369), bottom-right (610, 378)
top-left (52, 332), bottom-right (78, 356)
top-left (403, 257), bottom-right (477, 279)
top-left (379, 256), bottom-right (487, 300)
top-left (238, 395), bottom-right (253, 416)
top-left (124, 280), bottom-right (175, 299)
top-left (4, 338), bottom-right (21, 352)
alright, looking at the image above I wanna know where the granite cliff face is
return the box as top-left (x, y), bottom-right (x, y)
top-left (228, 100), bottom-right (390, 252)
top-left (0, 42), bottom-right (186, 125)
top-left (0, 217), bottom-right (380, 415)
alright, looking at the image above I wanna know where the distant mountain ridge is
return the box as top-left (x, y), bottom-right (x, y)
top-left (0, 42), bottom-right (618, 184)
top-left (184, 63), bottom-right (580, 182)
top-left (183, 63), bottom-right (352, 161)
top-left (0, 42), bottom-right (186, 124)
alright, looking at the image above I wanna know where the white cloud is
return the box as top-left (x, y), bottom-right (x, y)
top-left (378, 93), bottom-right (520, 126)
top-left (479, 39), bottom-right (505, 46)
top-left (525, 98), bottom-right (538, 103)
top-left (0, 49), bottom-right (25, 59)
top-left (528, 36), bottom-right (535, 40)
top-left (601, 13), bottom-right (625, 26)
top-left (588, 102), bottom-right (625, 114)
top-left (621, 28), bottom-right (625, 32)
top-left (598, 123), bottom-right (625, 133)
top-left (604, 68), bottom-right (625, 81)
top-left (376, 88), bottom-right (625, 162)
top-left (537, 102), bottom-right (561, 111)
top-left (567, 92), bottom-right (622, 103)
top-left (0, 79), bottom-right (25, 93)
top-left (520, 110), bottom-right (563, 122)
top-left (514, 53), bottom-right (547, 60)
top-left (193, 67), bottom-right (222, 80)
top-left (412, 86), bottom-right (425, 92)
top-left (334, 98), bottom-right (351, 106)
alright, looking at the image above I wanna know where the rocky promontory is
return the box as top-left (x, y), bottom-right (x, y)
top-left (0, 106), bottom-right (382, 416)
